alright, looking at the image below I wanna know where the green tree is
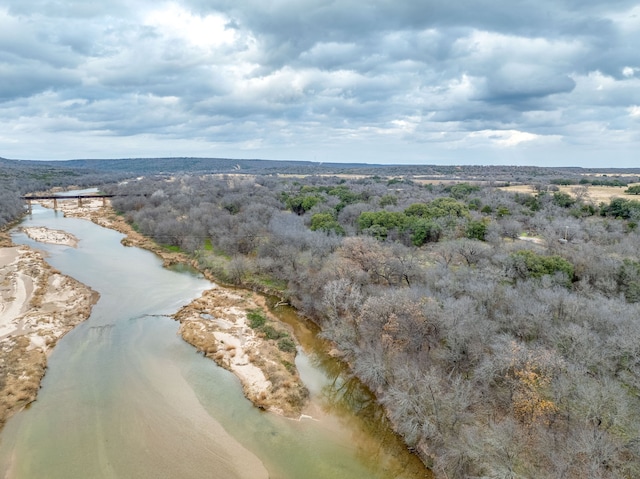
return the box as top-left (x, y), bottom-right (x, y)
top-left (600, 198), bottom-right (640, 219)
top-left (466, 219), bottom-right (488, 241)
top-left (618, 260), bottom-right (640, 303)
top-left (404, 202), bottom-right (431, 217)
top-left (310, 213), bottom-right (345, 235)
top-left (496, 206), bottom-right (511, 217)
top-left (553, 192), bottom-right (575, 208)
top-left (379, 194), bottom-right (398, 207)
top-left (447, 182), bottom-right (480, 199)
top-left (408, 218), bottom-right (442, 246)
top-left (358, 211), bottom-right (408, 232)
top-left (327, 186), bottom-right (364, 211)
top-left (286, 194), bottom-right (323, 215)
top-left (405, 198), bottom-right (469, 219)
top-left (511, 250), bottom-right (574, 284)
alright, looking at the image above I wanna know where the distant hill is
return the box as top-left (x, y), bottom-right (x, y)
top-left (2, 156), bottom-right (640, 181)
top-left (2, 157), bottom-right (383, 176)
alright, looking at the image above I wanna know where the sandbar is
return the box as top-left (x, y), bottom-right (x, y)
top-left (0, 244), bottom-right (98, 427)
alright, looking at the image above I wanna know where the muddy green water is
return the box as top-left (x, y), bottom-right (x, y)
top-left (0, 205), bottom-right (428, 478)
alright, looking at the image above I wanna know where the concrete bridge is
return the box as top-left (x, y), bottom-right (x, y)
top-left (21, 194), bottom-right (116, 211)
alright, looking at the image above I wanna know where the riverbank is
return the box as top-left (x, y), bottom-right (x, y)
top-left (35, 195), bottom-right (432, 477)
top-left (0, 231), bottom-right (98, 428)
top-left (44, 198), bottom-right (309, 418)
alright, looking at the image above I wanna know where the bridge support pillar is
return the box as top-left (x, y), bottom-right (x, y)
top-left (77, 197), bottom-right (83, 208)
top-left (102, 197), bottom-right (107, 207)
top-left (53, 198), bottom-right (58, 210)
top-left (26, 199), bottom-right (32, 214)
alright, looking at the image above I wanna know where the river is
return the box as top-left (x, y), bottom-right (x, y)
top-left (0, 204), bottom-right (428, 478)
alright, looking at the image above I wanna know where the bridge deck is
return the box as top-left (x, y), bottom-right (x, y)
top-left (21, 194), bottom-right (116, 200)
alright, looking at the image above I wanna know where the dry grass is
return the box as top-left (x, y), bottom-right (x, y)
top-left (500, 184), bottom-right (640, 203)
top-left (0, 337), bottom-right (47, 428)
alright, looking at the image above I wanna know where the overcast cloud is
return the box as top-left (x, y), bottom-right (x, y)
top-left (1, 1), bottom-right (639, 166)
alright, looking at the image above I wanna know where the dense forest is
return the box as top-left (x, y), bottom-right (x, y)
top-left (4, 158), bottom-right (640, 478)
top-left (103, 172), bottom-right (640, 479)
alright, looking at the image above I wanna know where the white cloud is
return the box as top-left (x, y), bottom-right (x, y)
top-left (143, 2), bottom-right (237, 49)
top-left (0, 0), bottom-right (639, 166)
top-left (468, 130), bottom-right (544, 147)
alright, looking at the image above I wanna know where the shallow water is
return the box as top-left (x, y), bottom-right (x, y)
top-left (0, 205), bottom-right (428, 478)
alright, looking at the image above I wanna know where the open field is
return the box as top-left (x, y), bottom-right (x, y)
top-left (500, 183), bottom-right (640, 203)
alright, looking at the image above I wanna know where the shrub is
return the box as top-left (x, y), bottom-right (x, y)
top-left (247, 310), bottom-right (266, 329)
top-left (466, 219), bottom-right (488, 241)
top-left (262, 325), bottom-right (287, 340)
top-left (277, 338), bottom-right (297, 353)
top-left (409, 218), bottom-right (442, 246)
top-left (553, 192), bottom-right (575, 208)
top-left (310, 213), bottom-right (345, 235)
top-left (511, 250), bottom-right (574, 284)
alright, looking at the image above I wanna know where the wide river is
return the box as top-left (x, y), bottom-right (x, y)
top-left (0, 204), bottom-right (428, 478)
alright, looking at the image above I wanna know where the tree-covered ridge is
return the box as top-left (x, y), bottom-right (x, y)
top-left (103, 173), bottom-right (640, 479)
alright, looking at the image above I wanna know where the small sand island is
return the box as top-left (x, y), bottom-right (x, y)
top-left (21, 226), bottom-right (78, 247)
top-left (0, 244), bottom-right (98, 427)
top-left (174, 287), bottom-right (308, 417)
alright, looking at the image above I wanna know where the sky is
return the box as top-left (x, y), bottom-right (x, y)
top-left (1, 1), bottom-right (639, 167)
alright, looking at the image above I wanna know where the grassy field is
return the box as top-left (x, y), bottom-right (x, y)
top-left (500, 184), bottom-right (640, 203)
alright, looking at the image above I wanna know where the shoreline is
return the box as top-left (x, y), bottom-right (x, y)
top-left (33, 197), bottom-right (310, 418)
top-left (0, 238), bottom-right (98, 428)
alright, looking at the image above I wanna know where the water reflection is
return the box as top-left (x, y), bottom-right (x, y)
top-left (269, 300), bottom-right (431, 479)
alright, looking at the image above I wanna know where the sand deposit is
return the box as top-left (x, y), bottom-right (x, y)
top-left (21, 227), bottom-right (78, 247)
top-left (0, 245), bottom-right (98, 427)
top-left (174, 287), bottom-right (308, 417)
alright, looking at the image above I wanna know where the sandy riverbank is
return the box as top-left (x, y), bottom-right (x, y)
top-left (0, 242), bottom-right (98, 427)
top-left (34, 196), bottom-right (309, 417)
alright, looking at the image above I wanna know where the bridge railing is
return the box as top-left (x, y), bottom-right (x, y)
top-left (21, 194), bottom-right (117, 211)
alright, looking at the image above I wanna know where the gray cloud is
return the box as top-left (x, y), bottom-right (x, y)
top-left (0, 0), bottom-right (638, 165)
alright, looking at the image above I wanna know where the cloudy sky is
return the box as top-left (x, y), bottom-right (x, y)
top-left (1, 1), bottom-right (639, 166)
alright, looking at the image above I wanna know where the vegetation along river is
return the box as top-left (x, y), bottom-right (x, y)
top-left (0, 204), bottom-right (428, 478)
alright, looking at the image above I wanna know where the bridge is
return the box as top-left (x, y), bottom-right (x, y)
top-left (21, 194), bottom-right (116, 211)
